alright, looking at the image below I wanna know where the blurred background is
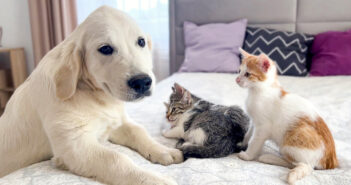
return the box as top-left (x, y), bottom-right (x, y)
top-left (0, 0), bottom-right (170, 81)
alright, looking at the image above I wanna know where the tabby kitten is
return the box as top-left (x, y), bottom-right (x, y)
top-left (162, 83), bottom-right (250, 159)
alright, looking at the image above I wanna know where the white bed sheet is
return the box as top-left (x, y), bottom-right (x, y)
top-left (1, 73), bottom-right (351, 185)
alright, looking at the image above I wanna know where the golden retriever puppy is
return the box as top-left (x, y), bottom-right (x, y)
top-left (0, 6), bottom-right (182, 185)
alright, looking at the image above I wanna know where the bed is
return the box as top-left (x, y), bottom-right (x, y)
top-left (1, 0), bottom-right (351, 185)
top-left (1, 73), bottom-right (351, 185)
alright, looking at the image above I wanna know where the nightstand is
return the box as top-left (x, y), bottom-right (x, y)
top-left (0, 47), bottom-right (28, 110)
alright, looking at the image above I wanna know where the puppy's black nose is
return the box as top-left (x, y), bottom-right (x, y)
top-left (128, 74), bottom-right (152, 94)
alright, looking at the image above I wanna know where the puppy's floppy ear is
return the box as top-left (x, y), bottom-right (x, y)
top-left (53, 42), bottom-right (82, 100)
top-left (147, 34), bottom-right (152, 50)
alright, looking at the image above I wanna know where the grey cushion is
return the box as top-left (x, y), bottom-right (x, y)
top-left (243, 27), bottom-right (314, 76)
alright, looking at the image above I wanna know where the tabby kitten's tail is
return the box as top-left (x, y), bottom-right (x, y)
top-left (177, 139), bottom-right (247, 160)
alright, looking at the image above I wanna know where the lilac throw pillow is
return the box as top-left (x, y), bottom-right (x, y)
top-left (310, 29), bottom-right (351, 76)
top-left (179, 19), bottom-right (247, 73)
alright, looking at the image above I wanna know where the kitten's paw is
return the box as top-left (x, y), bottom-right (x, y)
top-left (287, 162), bottom-right (312, 185)
top-left (238, 151), bottom-right (254, 161)
top-left (162, 129), bottom-right (170, 137)
top-left (287, 171), bottom-right (298, 185)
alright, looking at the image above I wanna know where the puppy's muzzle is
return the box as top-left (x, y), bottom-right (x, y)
top-left (127, 74), bottom-right (152, 96)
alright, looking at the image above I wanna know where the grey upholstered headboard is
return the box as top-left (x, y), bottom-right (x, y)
top-left (169, 0), bottom-right (351, 74)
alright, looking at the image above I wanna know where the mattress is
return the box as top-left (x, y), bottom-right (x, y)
top-left (1, 73), bottom-right (351, 185)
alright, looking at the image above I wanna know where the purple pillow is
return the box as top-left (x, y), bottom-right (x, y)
top-left (179, 19), bottom-right (247, 73)
top-left (310, 29), bottom-right (351, 76)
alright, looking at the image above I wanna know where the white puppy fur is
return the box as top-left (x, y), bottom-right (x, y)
top-left (0, 6), bottom-right (182, 185)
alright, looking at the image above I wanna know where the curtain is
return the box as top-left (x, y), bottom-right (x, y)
top-left (76, 0), bottom-right (170, 81)
top-left (28, 0), bottom-right (78, 66)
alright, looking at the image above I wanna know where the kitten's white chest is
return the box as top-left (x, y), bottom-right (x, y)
top-left (246, 96), bottom-right (262, 116)
top-left (246, 92), bottom-right (273, 124)
top-left (177, 110), bottom-right (192, 126)
top-left (175, 110), bottom-right (194, 137)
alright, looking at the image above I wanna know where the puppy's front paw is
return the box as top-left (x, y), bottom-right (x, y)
top-left (147, 176), bottom-right (178, 185)
top-left (157, 176), bottom-right (178, 185)
top-left (148, 145), bottom-right (183, 165)
top-left (138, 171), bottom-right (178, 185)
top-left (168, 148), bottom-right (184, 164)
top-left (238, 151), bottom-right (254, 161)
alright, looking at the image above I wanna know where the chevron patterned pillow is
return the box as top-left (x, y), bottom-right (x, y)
top-left (243, 27), bottom-right (314, 76)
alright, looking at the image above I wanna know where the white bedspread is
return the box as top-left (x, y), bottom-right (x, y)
top-left (1, 73), bottom-right (351, 185)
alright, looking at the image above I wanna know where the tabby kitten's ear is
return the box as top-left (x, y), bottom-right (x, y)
top-left (174, 83), bottom-right (184, 95)
top-left (164, 102), bottom-right (169, 108)
top-left (181, 91), bottom-right (192, 105)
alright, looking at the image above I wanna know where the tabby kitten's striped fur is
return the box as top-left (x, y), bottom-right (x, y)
top-left (162, 83), bottom-right (250, 159)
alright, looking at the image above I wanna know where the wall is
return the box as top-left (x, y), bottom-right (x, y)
top-left (0, 0), bottom-right (35, 73)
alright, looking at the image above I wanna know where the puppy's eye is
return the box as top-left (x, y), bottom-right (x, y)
top-left (245, 72), bottom-right (250, 77)
top-left (137, 37), bottom-right (145, 48)
top-left (98, 45), bottom-right (114, 55)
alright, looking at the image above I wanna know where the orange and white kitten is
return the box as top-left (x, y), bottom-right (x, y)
top-left (236, 48), bottom-right (338, 185)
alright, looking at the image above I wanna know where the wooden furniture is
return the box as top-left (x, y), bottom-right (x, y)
top-left (0, 48), bottom-right (27, 110)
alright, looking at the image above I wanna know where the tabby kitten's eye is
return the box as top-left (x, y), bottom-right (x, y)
top-left (245, 72), bottom-right (250, 77)
top-left (172, 108), bottom-right (176, 112)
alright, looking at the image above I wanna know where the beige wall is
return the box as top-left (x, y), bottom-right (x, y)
top-left (0, 0), bottom-right (35, 73)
